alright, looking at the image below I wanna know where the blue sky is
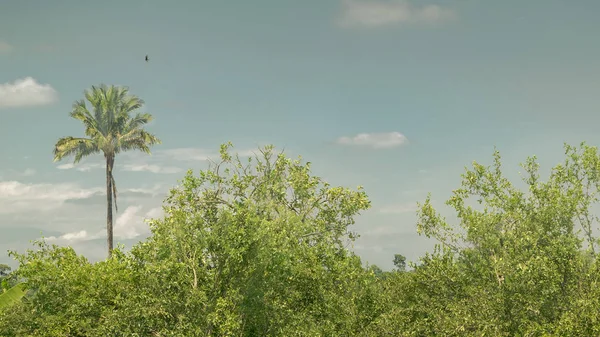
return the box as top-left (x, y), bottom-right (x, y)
top-left (1, 0), bottom-right (600, 270)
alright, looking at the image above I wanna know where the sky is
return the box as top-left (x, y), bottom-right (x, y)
top-left (1, 0), bottom-right (600, 270)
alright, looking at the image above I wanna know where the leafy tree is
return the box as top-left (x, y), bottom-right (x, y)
top-left (53, 84), bottom-right (161, 258)
top-left (1, 144), bottom-right (379, 336)
top-left (131, 143), bottom-right (376, 336)
top-left (393, 254), bottom-right (406, 272)
top-left (367, 143), bottom-right (600, 335)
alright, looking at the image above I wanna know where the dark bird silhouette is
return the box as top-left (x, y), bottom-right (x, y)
top-left (145, 55), bottom-right (149, 62)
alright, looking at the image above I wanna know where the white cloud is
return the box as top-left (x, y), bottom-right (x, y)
top-left (0, 77), bottom-right (58, 108)
top-left (379, 202), bottom-right (418, 214)
top-left (62, 230), bottom-right (91, 241)
top-left (45, 230), bottom-right (101, 243)
top-left (114, 206), bottom-right (163, 239)
top-left (336, 132), bottom-right (408, 149)
top-left (145, 206), bottom-right (164, 219)
top-left (56, 162), bottom-right (103, 172)
top-left (0, 41), bottom-right (13, 53)
top-left (0, 181), bottom-right (101, 201)
top-left (121, 163), bottom-right (183, 174)
top-left (0, 181), bottom-right (103, 213)
top-left (337, 0), bottom-right (455, 28)
top-left (114, 205), bottom-right (146, 240)
top-left (46, 205), bottom-right (163, 243)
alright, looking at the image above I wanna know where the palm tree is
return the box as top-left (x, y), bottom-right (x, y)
top-left (53, 84), bottom-right (161, 258)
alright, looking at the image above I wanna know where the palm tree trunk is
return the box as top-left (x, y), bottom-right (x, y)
top-left (106, 155), bottom-right (114, 258)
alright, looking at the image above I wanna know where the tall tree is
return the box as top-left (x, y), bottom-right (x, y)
top-left (53, 84), bottom-right (161, 258)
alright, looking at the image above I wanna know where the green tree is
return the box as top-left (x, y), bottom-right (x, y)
top-left (2, 144), bottom-right (380, 336)
top-left (392, 254), bottom-right (406, 272)
top-left (53, 84), bottom-right (161, 258)
top-left (367, 143), bottom-right (600, 336)
top-left (133, 143), bottom-right (376, 336)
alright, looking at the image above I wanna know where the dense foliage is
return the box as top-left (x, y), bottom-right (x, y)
top-left (3, 142), bottom-right (600, 335)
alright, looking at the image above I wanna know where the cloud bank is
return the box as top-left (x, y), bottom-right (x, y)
top-left (0, 77), bottom-right (58, 108)
top-left (0, 181), bottom-right (103, 213)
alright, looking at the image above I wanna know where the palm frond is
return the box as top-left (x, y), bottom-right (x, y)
top-left (53, 137), bottom-right (100, 163)
top-left (122, 95), bottom-right (145, 114)
top-left (85, 86), bottom-right (104, 127)
top-left (117, 130), bottom-right (161, 155)
top-left (114, 96), bottom-right (144, 136)
top-left (69, 101), bottom-right (103, 138)
top-left (123, 113), bottom-right (153, 132)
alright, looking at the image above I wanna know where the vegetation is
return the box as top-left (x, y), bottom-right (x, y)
top-left (0, 144), bottom-right (377, 336)
top-left (4, 84), bottom-right (600, 334)
top-left (0, 264), bottom-right (24, 311)
top-left (0, 264), bottom-right (10, 278)
top-left (364, 143), bottom-right (600, 336)
top-left (53, 84), bottom-right (161, 258)
top-left (0, 284), bottom-right (26, 310)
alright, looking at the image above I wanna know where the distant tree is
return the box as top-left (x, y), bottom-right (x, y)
top-left (393, 254), bottom-right (406, 272)
top-left (53, 84), bottom-right (161, 258)
top-left (0, 265), bottom-right (18, 294)
top-left (368, 264), bottom-right (384, 277)
top-left (0, 264), bottom-right (10, 292)
top-left (0, 264), bottom-right (10, 278)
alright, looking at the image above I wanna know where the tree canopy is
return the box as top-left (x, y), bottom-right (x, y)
top-left (4, 142), bottom-right (600, 335)
top-left (1, 144), bottom-right (378, 336)
top-left (366, 143), bottom-right (600, 336)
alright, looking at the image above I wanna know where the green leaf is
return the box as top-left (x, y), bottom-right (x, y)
top-left (0, 283), bottom-right (25, 309)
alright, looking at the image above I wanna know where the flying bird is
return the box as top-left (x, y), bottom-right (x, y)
top-left (145, 55), bottom-right (149, 62)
